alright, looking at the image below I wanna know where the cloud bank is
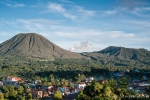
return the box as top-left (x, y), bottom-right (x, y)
top-left (69, 41), bottom-right (92, 52)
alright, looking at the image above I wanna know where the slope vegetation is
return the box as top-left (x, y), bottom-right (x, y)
top-left (81, 46), bottom-right (150, 66)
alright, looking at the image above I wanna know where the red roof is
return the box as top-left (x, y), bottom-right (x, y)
top-left (7, 76), bottom-right (21, 81)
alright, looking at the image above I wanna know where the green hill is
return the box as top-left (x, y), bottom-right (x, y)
top-left (81, 46), bottom-right (150, 66)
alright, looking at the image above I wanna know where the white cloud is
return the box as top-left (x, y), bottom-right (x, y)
top-left (17, 19), bottom-right (64, 25)
top-left (76, 6), bottom-right (95, 17)
top-left (46, 2), bottom-right (97, 20)
top-left (0, 31), bottom-right (12, 37)
top-left (48, 3), bottom-right (76, 20)
top-left (13, 3), bottom-right (25, 7)
top-left (101, 10), bottom-right (118, 16)
top-left (60, 0), bottom-right (73, 3)
top-left (69, 41), bottom-right (92, 52)
top-left (99, 6), bottom-right (150, 17)
top-left (5, 3), bottom-right (25, 7)
top-left (121, 20), bottom-right (150, 27)
top-left (0, 0), bottom-right (25, 7)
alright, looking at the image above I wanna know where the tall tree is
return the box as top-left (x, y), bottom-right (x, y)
top-left (53, 90), bottom-right (62, 100)
top-left (77, 81), bottom-right (117, 100)
top-left (17, 86), bottom-right (24, 95)
top-left (0, 92), bottom-right (4, 100)
top-left (49, 74), bottom-right (54, 83)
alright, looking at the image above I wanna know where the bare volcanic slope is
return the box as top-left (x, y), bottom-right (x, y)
top-left (0, 33), bottom-right (82, 58)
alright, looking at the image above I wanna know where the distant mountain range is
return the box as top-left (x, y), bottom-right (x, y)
top-left (0, 33), bottom-right (150, 66)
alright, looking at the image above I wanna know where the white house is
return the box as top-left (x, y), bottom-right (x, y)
top-left (78, 82), bottom-right (86, 89)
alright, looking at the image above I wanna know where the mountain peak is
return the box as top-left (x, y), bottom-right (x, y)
top-left (98, 46), bottom-right (150, 60)
top-left (17, 33), bottom-right (43, 38)
top-left (0, 33), bottom-right (81, 58)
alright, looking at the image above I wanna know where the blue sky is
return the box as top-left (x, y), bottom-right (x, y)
top-left (0, 0), bottom-right (150, 52)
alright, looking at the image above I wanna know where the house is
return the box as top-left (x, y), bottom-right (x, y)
top-left (134, 86), bottom-right (148, 93)
top-left (135, 70), bottom-right (140, 73)
top-left (143, 76), bottom-right (148, 80)
top-left (35, 84), bottom-right (42, 89)
top-left (133, 80), bottom-right (149, 86)
top-left (28, 83), bottom-right (36, 89)
top-left (31, 89), bottom-right (43, 99)
top-left (48, 87), bottom-right (58, 95)
top-left (0, 81), bottom-right (3, 87)
top-left (58, 87), bottom-right (71, 95)
top-left (86, 77), bottom-right (94, 82)
top-left (6, 76), bottom-right (21, 82)
top-left (74, 82), bottom-right (86, 90)
top-left (58, 87), bottom-right (67, 95)
top-left (132, 80), bottom-right (150, 94)
top-left (98, 80), bottom-right (106, 84)
top-left (42, 86), bottom-right (53, 91)
top-left (32, 80), bottom-right (41, 84)
top-left (4, 82), bottom-right (18, 87)
top-left (43, 91), bottom-right (49, 97)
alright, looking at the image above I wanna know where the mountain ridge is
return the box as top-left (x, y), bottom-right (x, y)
top-left (0, 33), bottom-right (150, 66)
top-left (81, 46), bottom-right (150, 66)
top-left (0, 33), bottom-right (82, 59)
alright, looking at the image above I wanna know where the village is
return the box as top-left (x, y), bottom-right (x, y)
top-left (0, 69), bottom-right (150, 100)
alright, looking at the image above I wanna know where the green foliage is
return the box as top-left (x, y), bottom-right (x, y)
top-left (17, 86), bottom-right (24, 94)
top-left (2, 86), bottom-right (9, 93)
top-left (77, 91), bottom-right (90, 100)
top-left (75, 74), bottom-right (86, 83)
top-left (16, 95), bottom-right (25, 100)
top-left (0, 92), bottom-right (4, 100)
top-left (2, 85), bottom-right (31, 99)
top-left (4, 92), bottom-right (9, 99)
top-left (53, 90), bottom-right (62, 100)
top-left (49, 74), bottom-right (54, 83)
top-left (26, 93), bottom-right (32, 100)
top-left (77, 81), bottom-right (117, 100)
top-left (42, 81), bottom-right (52, 86)
top-left (118, 77), bottom-right (129, 88)
top-left (105, 78), bottom-right (117, 87)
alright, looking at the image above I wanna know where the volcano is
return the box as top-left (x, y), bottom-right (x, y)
top-left (0, 33), bottom-right (82, 58)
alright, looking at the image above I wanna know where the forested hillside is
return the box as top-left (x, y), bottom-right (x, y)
top-left (81, 46), bottom-right (150, 67)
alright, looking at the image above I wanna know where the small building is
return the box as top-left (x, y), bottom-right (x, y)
top-left (48, 87), bottom-right (58, 95)
top-left (74, 82), bottom-right (86, 90)
top-left (42, 86), bottom-right (53, 91)
top-left (28, 83), bottom-right (36, 88)
top-left (86, 77), bottom-right (94, 82)
top-left (58, 87), bottom-right (71, 95)
top-left (31, 89), bottom-right (43, 99)
top-left (32, 80), bottom-right (41, 84)
top-left (4, 82), bottom-right (18, 87)
top-left (98, 80), bottom-right (106, 84)
top-left (43, 91), bottom-right (49, 97)
top-left (0, 81), bottom-right (3, 87)
top-left (6, 76), bottom-right (21, 82)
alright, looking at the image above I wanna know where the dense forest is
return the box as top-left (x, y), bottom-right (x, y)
top-left (0, 54), bottom-right (150, 82)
